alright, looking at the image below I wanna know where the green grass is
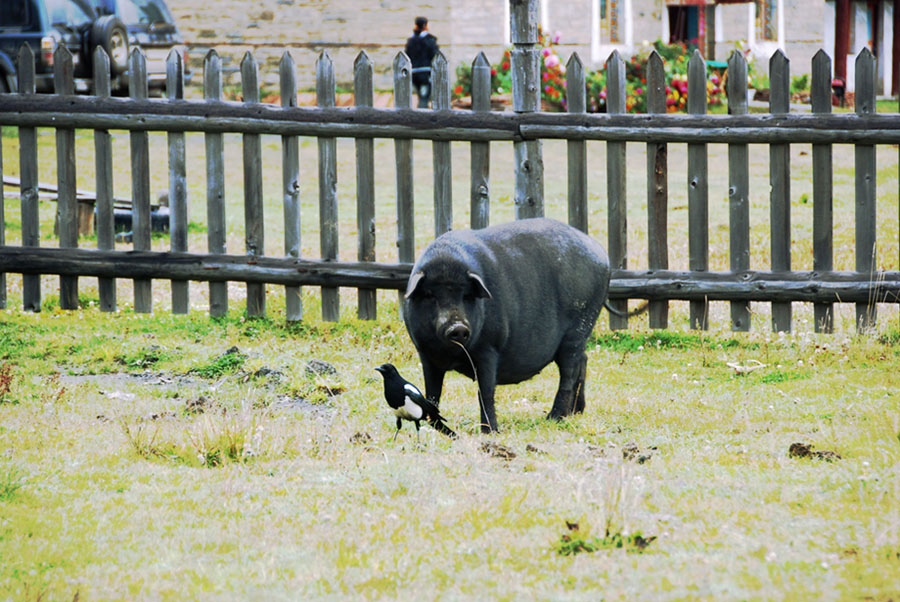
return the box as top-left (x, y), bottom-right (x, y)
top-left (0, 302), bottom-right (898, 599)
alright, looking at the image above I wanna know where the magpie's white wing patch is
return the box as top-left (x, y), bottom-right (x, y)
top-left (403, 383), bottom-right (423, 399)
top-left (394, 395), bottom-right (424, 421)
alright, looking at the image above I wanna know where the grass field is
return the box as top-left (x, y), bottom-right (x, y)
top-left (1, 121), bottom-right (899, 598)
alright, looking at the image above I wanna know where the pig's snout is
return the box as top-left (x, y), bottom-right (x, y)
top-left (444, 322), bottom-right (471, 344)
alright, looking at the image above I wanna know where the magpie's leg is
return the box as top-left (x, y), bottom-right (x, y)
top-left (393, 417), bottom-right (402, 441)
top-left (414, 420), bottom-right (421, 443)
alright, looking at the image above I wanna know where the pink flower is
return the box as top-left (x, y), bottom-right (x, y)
top-left (552, 31), bottom-right (562, 44)
top-left (544, 55), bottom-right (560, 69)
top-left (542, 48), bottom-right (552, 58)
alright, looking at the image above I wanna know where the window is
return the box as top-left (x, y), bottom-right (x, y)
top-left (756, 0), bottom-right (777, 41)
top-left (45, 0), bottom-right (93, 28)
top-left (0, 0), bottom-right (33, 28)
top-left (599, 0), bottom-right (621, 43)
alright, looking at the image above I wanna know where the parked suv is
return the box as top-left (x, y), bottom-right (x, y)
top-left (0, 0), bottom-right (129, 93)
top-left (90, 0), bottom-right (189, 92)
top-left (0, 0), bottom-right (186, 94)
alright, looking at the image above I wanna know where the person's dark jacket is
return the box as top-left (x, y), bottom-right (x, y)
top-left (405, 31), bottom-right (439, 86)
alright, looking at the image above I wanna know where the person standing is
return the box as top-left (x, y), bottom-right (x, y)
top-left (405, 16), bottom-right (439, 108)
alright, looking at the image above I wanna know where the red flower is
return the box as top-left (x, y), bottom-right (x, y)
top-left (491, 68), bottom-right (497, 76)
top-left (502, 61), bottom-right (510, 71)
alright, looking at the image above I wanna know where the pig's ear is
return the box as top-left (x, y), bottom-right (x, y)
top-left (405, 271), bottom-right (426, 299)
top-left (468, 273), bottom-right (492, 299)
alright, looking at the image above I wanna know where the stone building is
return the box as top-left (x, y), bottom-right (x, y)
top-left (166, 0), bottom-right (896, 95)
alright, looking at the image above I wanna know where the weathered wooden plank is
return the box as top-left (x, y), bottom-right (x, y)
top-left (855, 48), bottom-right (877, 331)
top-left (510, 4), bottom-right (542, 220)
top-left (431, 51), bottom-right (453, 236)
top-left (129, 49), bottom-right (152, 313)
top-left (5, 96), bottom-right (900, 144)
top-left (18, 44), bottom-right (40, 312)
top-left (511, 46), bottom-right (543, 219)
top-left (354, 50), bottom-right (376, 320)
top-left (167, 49), bottom-right (188, 314)
top-left (94, 48), bottom-right (116, 312)
top-left (204, 50), bottom-right (228, 317)
top-left (687, 50), bottom-right (709, 330)
top-left (242, 52), bottom-right (266, 318)
top-left (727, 50), bottom-right (750, 331)
top-left (54, 46), bottom-right (79, 310)
top-left (811, 50), bottom-right (834, 333)
top-left (470, 52), bottom-right (491, 229)
top-left (606, 51), bottom-right (628, 330)
top-left (280, 51), bottom-right (302, 322)
top-left (317, 51), bottom-right (339, 322)
top-left (566, 52), bottom-right (587, 233)
top-left (646, 51), bottom-right (668, 329)
top-left (394, 52), bottom-right (415, 313)
top-left (5, 246), bottom-right (899, 304)
top-left (769, 50), bottom-right (792, 331)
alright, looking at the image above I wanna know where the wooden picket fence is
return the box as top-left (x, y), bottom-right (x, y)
top-left (1, 0), bottom-right (899, 333)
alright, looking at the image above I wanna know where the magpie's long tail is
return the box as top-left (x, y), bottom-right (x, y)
top-left (429, 416), bottom-right (457, 439)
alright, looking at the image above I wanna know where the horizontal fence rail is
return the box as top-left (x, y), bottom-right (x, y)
top-left (4, 246), bottom-right (899, 305)
top-left (3, 96), bottom-right (900, 144)
top-left (0, 20), bottom-right (898, 334)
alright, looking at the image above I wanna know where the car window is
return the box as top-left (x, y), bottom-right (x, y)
top-left (45, 0), bottom-right (93, 28)
top-left (0, 0), bottom-right (31, 28)
top-left (116, 0), bottom-right (173, 25)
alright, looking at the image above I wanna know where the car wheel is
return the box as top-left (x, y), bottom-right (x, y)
top-left (92, 16), bottom-right (130, 76)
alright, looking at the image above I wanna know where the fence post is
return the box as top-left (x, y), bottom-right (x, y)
top-left (394, 52), bottom-right (414, 314)
top-left (854, 48), bottom-right (877, 332)
top-left (606, 50), bottom-right (628, 330)
top-left (811, 50), bottom-right (834, 333)
top-left (646, 50), bottom-right (668, 329)
top-left (470, 52), bottom-right (491, 229)
top-left (17, 46), bottom-right (40, 312)
top-left (317, 51), bottom-right (340, 322)
top-left (54, 46), bottom-right (78, 310)
top-left (204, 50), bottom-right (228, 318)
top-left (242, 51), bottom-right (266, 318)
top-left (432, 50), bottom-right (453, 236)
top-left (167, 49), bottom-right (189, 314)
top-left (93, 48), bottom-right (116, 312)
top-left (769, 50), bottom-right (792, 332)
top-left (354, 50), bottom-right (377, 320)
top-left (687, 49), bottom-right (709, 330)
top-left (566, 52), bottom-right (587, 233)
top-left (280, 51), bottom-right (302, 322)
top-left (726, 49), bottom-right (750, 331)
top-left (510, 0), bottom-right (543, 219)
top-left (129, 48), bottom-right (152, 313)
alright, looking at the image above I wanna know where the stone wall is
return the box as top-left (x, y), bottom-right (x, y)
top-left (167, 0), bottom-right (508, 93)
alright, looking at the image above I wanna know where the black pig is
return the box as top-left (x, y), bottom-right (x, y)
top-left (403, 217), bottom-right (614, 433)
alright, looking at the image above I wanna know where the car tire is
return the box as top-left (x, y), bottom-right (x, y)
top-left (91, 16), bottom-right (129, 76)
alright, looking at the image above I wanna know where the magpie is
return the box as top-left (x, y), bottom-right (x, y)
top-left (375, 363), bottom-right (456, 440)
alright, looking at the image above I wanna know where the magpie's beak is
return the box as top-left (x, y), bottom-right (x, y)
top-left (375, 366), bottom-right (386, 374)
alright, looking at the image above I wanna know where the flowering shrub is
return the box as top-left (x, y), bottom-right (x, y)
top-left (452, 36), bottom-right (729, 113)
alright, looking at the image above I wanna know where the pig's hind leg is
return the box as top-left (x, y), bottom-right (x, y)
top-left (548, 336), bottom-right (589, 421)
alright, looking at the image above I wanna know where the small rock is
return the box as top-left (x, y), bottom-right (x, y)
top-left (622, 441), bottom-right (655, 464)
top-left (526, 443), bottom-right (547, 455)
top-left (305, 359), bottom-right (337, 377)
top-left (350, 432), bottom-right (372, 445)
top-left (481, 441), bottom-right (516, 460)
top-left (789, 442), bottom-right (841, 461)
top-left (184, 395), bottom-right (211, 415)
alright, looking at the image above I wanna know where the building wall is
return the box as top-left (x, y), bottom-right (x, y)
top-left (164, 0), bottom-right (875, 94)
